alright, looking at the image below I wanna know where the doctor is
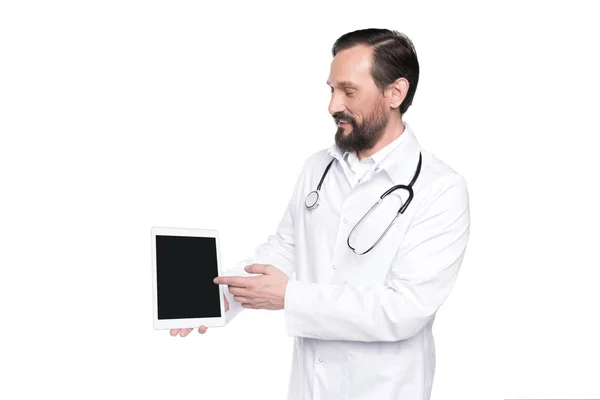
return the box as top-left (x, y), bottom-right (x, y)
top-left (172, 28), bottom-right (471, 400)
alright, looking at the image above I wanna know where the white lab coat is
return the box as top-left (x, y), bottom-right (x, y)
top-left (221, 121), bottom-right (471, 399)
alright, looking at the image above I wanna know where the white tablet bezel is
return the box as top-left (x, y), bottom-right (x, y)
top-left (151, 226), bottom-right (227, 330)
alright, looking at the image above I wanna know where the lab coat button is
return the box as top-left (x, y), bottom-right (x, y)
top-left (343, 219), bottom-right (347, 224)
top-left (332, 265), bottom-right (336, 270)
top-left (317, 357), bottom-right (322, 363)
top-left (375, 166), bottom-right (380, 171)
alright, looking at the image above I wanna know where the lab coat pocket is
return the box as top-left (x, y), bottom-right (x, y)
top-left (344, 351), bottom-right (402, 399)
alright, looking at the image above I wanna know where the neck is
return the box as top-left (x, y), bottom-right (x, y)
top-left (357, 115), bottom-right (405, 160)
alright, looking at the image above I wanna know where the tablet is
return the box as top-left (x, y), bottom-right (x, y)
top-left (151, 227), bottom-right (227, 329)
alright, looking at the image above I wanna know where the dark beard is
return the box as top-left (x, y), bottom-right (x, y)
top-left (334, 98), bottom-right (388, 153)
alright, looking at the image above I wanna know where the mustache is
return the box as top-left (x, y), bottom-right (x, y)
top-left (333, 112), bottom-right (354, 124)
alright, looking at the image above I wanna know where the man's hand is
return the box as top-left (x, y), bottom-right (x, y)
top-left (213, 263), bottom-right (289, 310)
top-left (169, 295), bottom-right (230, 337)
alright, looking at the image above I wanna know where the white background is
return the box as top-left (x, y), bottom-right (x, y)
top-left (1, 1), bottom-right (599, 399)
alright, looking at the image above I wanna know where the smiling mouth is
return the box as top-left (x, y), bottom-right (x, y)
top-left (336, 119), bottom-right (351, 127)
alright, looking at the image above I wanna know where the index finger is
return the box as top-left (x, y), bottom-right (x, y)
top-left (214, 276), bottom-right (251, 287)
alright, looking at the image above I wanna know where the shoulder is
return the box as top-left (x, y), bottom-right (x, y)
top-left (414, 149), bottom-right (469, 216)
top-left (306, 147), bottom-right (334, 166)
top-left (285, 147), bottom-right (336, 194)
top-left (419, 148), bottom-right (468, 190)
top-left (298, 147), bottom-right (336, 176)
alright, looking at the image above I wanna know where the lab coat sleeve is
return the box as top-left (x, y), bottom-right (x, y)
top-left (220, 159), bottom-right (306, 324)
top-left (221, 205), bottom-right (296, 324)
top-left (283, 175), bottom-right (471, 341)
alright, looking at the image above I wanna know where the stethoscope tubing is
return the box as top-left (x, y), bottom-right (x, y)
top-left (306, 152), bottom-right (422, 255)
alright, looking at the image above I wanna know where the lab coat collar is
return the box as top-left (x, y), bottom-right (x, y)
top-left (327, 121), bottom-right (422, 185)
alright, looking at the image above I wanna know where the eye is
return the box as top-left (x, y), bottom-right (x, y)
top-left (345, 91), bottom-right (355, 97)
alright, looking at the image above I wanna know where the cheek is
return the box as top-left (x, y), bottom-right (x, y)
top-left (344, 105), bottom-right (357, 120)
top-left (352, 100), bottom-right (371, 121)
top-left (351, 109), bottom-right (365, 124)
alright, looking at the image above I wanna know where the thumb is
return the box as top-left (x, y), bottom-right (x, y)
top-left (245, 263), bottom-right (269, 274)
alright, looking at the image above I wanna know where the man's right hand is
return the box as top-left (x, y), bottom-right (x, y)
top-left (169, 295), bottom-right (230, 337)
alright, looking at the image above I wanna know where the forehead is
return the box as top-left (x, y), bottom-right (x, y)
top-left (327, 45), bottom-right (374, 88)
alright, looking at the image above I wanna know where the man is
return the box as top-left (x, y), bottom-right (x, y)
top-left (172, 28), bottom-right (471, 400)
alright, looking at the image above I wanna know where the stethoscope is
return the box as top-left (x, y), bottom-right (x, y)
top-left (305, 152), bottom-right (422, 255)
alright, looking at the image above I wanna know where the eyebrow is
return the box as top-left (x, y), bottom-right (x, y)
top-left (326, 80), bottom-right (358, 89)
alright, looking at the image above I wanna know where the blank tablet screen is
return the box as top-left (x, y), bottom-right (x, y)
top-left (155, 235), bottom-right (221, 320)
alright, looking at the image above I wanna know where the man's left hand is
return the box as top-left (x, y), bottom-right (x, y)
top-left (213, 263), bottom-right (289, 310)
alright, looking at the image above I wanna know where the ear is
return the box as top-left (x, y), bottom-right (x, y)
top-left (387, 77), bottom-right (409, 110)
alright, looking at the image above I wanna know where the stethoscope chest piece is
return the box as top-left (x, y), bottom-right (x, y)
top-left (305, 190), bottom-right (320, 209)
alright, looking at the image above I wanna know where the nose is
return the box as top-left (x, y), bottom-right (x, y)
top-left (328, 91), bottom-right (345, 116)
